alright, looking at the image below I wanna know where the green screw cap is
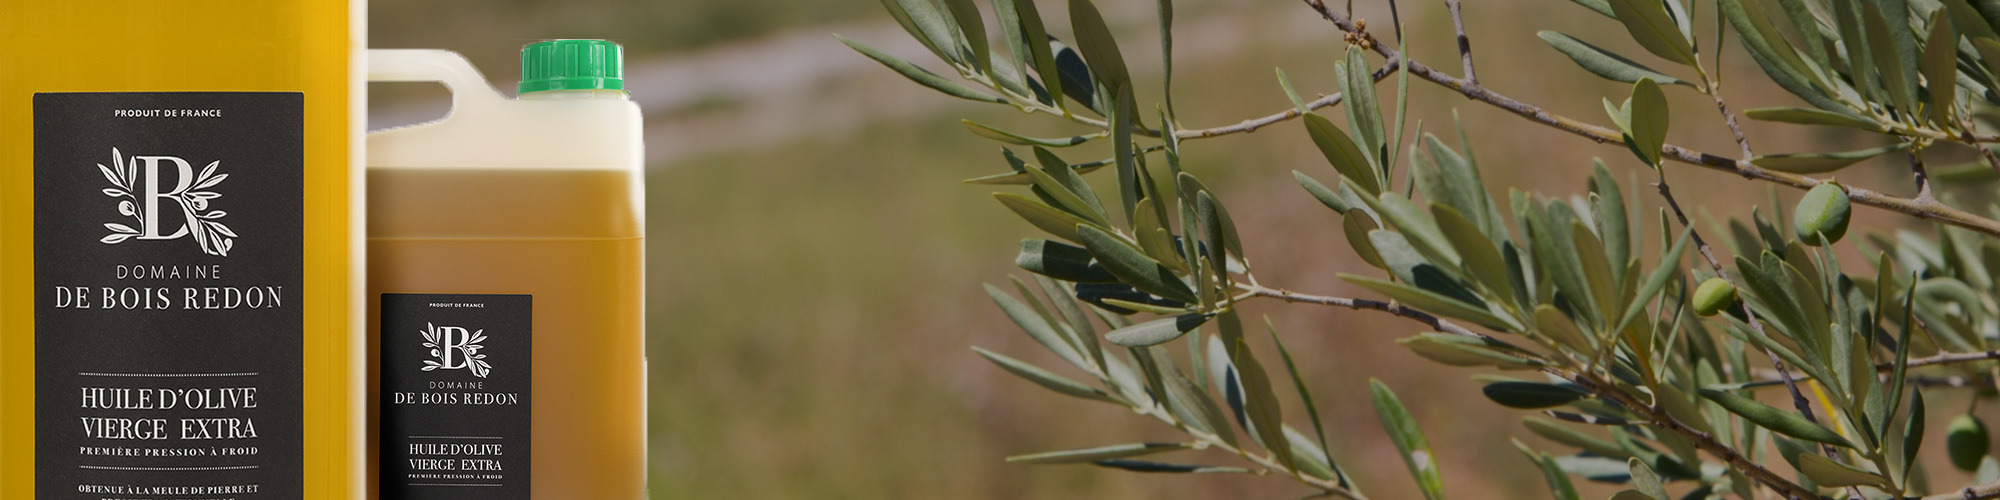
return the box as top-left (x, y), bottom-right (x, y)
top-left (519, 39), bottom-right (625, 94)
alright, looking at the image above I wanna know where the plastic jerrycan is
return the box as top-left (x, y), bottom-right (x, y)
top-left (363, 44), bottom-right (647, 499)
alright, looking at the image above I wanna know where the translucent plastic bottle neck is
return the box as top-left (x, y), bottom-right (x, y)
top-left (518, 89), bottom-right (630, 101)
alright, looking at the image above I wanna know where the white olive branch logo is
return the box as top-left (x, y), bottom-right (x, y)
top-left (420, 322), bottom-right (491, 378)
top-left (98, 147), bottom-right (237, 256)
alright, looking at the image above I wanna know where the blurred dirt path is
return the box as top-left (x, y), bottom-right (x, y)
top-left (369, 2), bottom-right (1329, 165)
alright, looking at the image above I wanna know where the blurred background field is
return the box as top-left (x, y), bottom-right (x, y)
top-left (370, 0), bottom-right (1984, 498)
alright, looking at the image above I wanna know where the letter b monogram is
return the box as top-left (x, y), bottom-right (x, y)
top-left (436, 326), bottom-right (471, 370)
top-left (135, 155), bottom-right (193, 240)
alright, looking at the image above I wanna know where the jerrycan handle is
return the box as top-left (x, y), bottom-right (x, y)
top-left (367, 49), bottom-right (508, 120)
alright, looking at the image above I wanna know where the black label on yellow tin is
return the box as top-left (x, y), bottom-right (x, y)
top-left (34, 92), bottom-right (305, 498)
top-left (380, 293), bottom-right (533, 499)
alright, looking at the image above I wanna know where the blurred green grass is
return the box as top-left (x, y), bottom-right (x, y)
top-left (374, 0), bottom-right (873, 64)
top-left (374, 0), bottom-right (1992, 498)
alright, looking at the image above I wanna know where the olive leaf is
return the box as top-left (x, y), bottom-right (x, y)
top-left (1752, 144), bottom-right (1910, 174)
top-left (995, 192), bottom-right (1095, 243)
top-left (1338, 45), bottom-right (1386, 169)
top-left (1371, 380), bottom-right (1446, 500)
top-left (963, 120), bottom-right (1098, 147)
top-left (1797, 453), bottom-right (1893, 488)
top-left (1719, 0), bottom-right (1847, 112)
top-left (1902, 389), bottom-right (1926, 481)
top-left (1743, 107), bottom-right (1884, 132)
top-left (973, 346), bottom-right (1119, 403)
top-left (1016, 238), bottom-right (1118, 283)
top-left (1067, 0), bottom-right (1130, 93)
top-left (1482, 381), bottom-right (1588, 409)
top-left (1608, 0), bottom-right (1698, 66)
top-left (1516, 441), bottom-right (1583, 500)
top-left (1537, 31), bottom-right (1691, 86)
top-left (1534, 305), bottom-right (1595, 353)
top-left (1276, 67), bottom-right (1310, 113)
top-left (1862, 3), bottom-right (1918, 114)
top-left (1295, 170), bottom-right (1350, 213)
top-left (1628, 457), bottom-right (1668, 499)
top-left (1215, 311), bottom-right (1294, 469)
top-left (1524, 417), bottom-right (1627, 457)
top-left (1343, 274), bottom-right (1518, 332)
top-left (1922, 9), bottom-right (1960, 125)
top-left (1344, 210), bottom-right (1388, 271)
top-left (986, 283), bottom-right (1093, 371)
top-left (1433, 204), bottom-right (1512, 303)
top-left (1614, 225), bottom-right (1692, 333)
top-left (1267, 319), bottom-right (1343, 487)
top-left (1568, 0), bottom-right (1614, 18)
top-left (1623, 78), bottom-right (1669, 167)
top-left (1698, 388), bottom-right (1851, 447)
top-left (992, 0), bottom-right (1030, 86)
top-left (1304, 112), bottom-right (1381, 195)
top-left (940, 0), bottom-right (988, 73)
top-left (1104, 313), bottom-right (1208, 347)
top-left (1010, 0), bottom-right (1063, 112)
top-left (878, 0), bottom-right (961, 65)
top-left (1007, 442), bottom-right (1191, 464)
top-left (1397, 333), bottom-right (1544, 369)
top-left (1077, 225), bottom-right (1200, 304)
top-left (838, 35), bottom-right (1005, 104)
top-left (1090, 460), bottom-right (1249, 474)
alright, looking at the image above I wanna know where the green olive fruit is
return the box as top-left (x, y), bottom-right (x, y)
top-left (1691, 278), bottom-right (1738, 317)
top-left (1793, 182), bottom-right (1851, 246)
top-left (1948, 414), bottom-right (1991, 472)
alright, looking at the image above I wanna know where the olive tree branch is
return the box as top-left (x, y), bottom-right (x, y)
top-left (1237, 282), bottom-right (1481, 339)
top-left (1714, 103), bottom-right (1758, 161)
top-left (1748, 347), bottom-right (2000, 386)
top-left (1751, 370), bottom-right (1992, 389)
top-left (1238, 3), bottom-right (1841, 484)
top-left (1297, 0), bottom-right (2000, 239)
top-left (1662, 175), bottom-right (1878, 497)
top-left (1910, 374), bottom-right (1986, 388)
top-left (1296, 7), bottom-right (1976, 476)
top-left (1910, 150), bottom-right (1937, 204)
top-left (1898, 349), bottom-right (2000, 371)
top-left (1173, 420), bottom-right (1367, 499)
top-left (1959, 117), bottom-right (2000, 179)
top-left (1975, 143), bottom-right (2000, 180)
top-left (1051, 298), bottom-right (1369, 498)
top-left (1705, 81), bottom-right (1754, 160)
top-left (1920, 479), bottom-right (2000, 500)
top-left (1690, 3), bottom-right (1754, 161)
top-left (1654, 166), bottom-right (1857, 493)
top-left (1174, 58), bottom-right (1403, 140)
top-left (1068, 364), bottom-right (1367, 498)
top-left (1651, 168), bottom-right (1829, 430)
top-left (1562, 370), bottom-right (1825, 500)
top-left (1444, 0), bottom-right (1473, 85)
top-left (1004, 58), bottom-right (1401, 141)
top-left (1238, 279), bottom-right (1823, 498)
